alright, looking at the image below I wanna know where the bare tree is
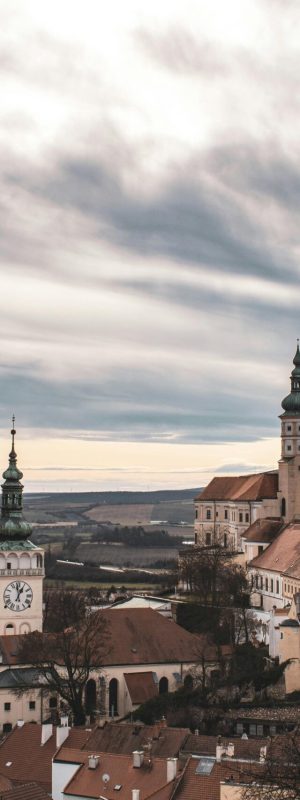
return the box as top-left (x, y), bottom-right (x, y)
top-left (17, 592), bottom-right (110, 725)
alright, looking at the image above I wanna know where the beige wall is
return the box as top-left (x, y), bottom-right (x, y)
top-left (279, 626), bottom-right (300, 693)
top-left (221, 784), bottom-right (244, 800)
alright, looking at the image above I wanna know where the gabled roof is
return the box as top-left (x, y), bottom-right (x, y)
top-left (196, 472), bottom-right (278, 502)
top-left (243, 518), bottom-right (284, 544)
top-left (92, 608), bottom-right (223, 666)
top-left (58, 749), bottom-right (177, 800)
top-left (181, 734), bottom-right (269, 761)
top-left (1, 608), bottom-right (229, 668)
top-left (0, 783), bottom-right (49, 800)
top-left (124, 672), bottom-right (158, 704)
top-left (173, 758), bottom-right (263, 800)
top-left (250, 522), bottom-right (300, 577)
top-left (83, 723), bottom-right (189, 758)
top-left (0, 723), bottom-right (91, 792)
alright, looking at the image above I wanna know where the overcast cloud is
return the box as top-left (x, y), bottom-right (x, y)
top-left (0, 0), bottom-right (299, 488)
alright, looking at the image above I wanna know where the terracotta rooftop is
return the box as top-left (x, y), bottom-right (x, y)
top-left (243, 518), bottom-right (284, 544)
top-left (1, 608), bottom-right (226, 667)
top-left (84, 723), bottom-right (189, 758)
top-left (0, 723), bottom-right (91, 792)
top-left (0, 783), bottom-right (49, 800)
top-left (181, 734), bottom-right (269, 761)
top-left (57, 749), bottom-right (179, 800)
top-left (196, 472), bottom-right (278, 502)
top-left (124, 672), bottom-right (158, 704)
top-left (173, 757), bottom-right (263, 800)
top-left (97, 608), bottom-right (216, 666)
top-left (250, 522), bottom-right (300, 577)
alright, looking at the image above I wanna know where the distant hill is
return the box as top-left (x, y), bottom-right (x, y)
top-left (24, 488), bottom-right (202, 506)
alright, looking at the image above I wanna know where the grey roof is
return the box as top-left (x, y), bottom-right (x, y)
top-left (0, 668), bottom-right (43, 689)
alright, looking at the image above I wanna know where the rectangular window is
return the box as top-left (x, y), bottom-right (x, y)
top-left (224, 509), bottom-right (228, 520)
top-left (206, 509), bottom-right (211, 520)
top-left (287, 445), bottom-right (292, 451)
top-left (257, 725), bottom-right (264, 737)
top-left (271, 579), bottom-right (274, 592)
top-left (4, 703), bottom-right (10, 712)
top-left (195, 509), bottom-right (198, 519)
top-left (256, 575), bottom-right (259, 588)
top-left (266, 578), bottom-right (269, 591)
top-left (239, 512), bottom-right (243, 523)
top-left (29, 701), bottom-right (36, 710)
top-left (287, 425), bottom-right (292, 432)
top-left (258, 545), bottom-right (263, 555)
top-left (49, 697), bottom-right (57, 709)
top-left (205, 532), bottom-right (211, 546)
top-left (249, 724), bottom-right (256, 736)
top-left (224, 533), bottom-right (228, 547)
top-left (276, 580), bottom-right (280, 594)
top-left (245, 513), bottom-right (249, 523)
top-left (260, 576), bottom-right (263, 589)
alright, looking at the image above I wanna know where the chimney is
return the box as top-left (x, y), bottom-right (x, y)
top-left (133, 751), bottom-right (144, 768)
top-left (132, 791), bottom-right (140, 800)
top-left (167, 758), bottom-right (178, 782)
top-left (60, 715), bottom-right (68, 727)
top-left (56, 724), bottom-right (70, 748)
top-left (226, 743), bottom-right (234, 758)
top-left (17, 720), bottom-right (24, 728)
top-left (160, 716), bottom-right (167, 729)
top-left (260, 746), bottom-right (267, 762)
top-left (194, 729), bottom-right (199, 736)
top-left (88, 755), bottom-right (99, 770)
top-left (41, 723), bottom-right (53, 746)
top-left (216, 743), bottom-right (225, 763)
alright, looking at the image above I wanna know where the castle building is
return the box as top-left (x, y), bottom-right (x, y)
top-left (0, 420), bottom-right (44, 635)
top-left (194, 344), bottom-right (300, 553)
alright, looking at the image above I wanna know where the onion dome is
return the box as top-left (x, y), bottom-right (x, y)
top-left (281, 342), bottom-right (300, 416)
top-left (0, 418), bottom-right (32, 541)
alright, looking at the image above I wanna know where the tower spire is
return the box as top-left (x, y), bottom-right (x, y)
top-left (0, 420), bottom-right (31, 540)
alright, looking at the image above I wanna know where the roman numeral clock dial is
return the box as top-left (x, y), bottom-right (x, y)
top-left (4, 581), bottom-right (33, 612)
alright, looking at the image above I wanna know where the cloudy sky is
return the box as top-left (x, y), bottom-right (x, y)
top-left (1, 0), bottom-right (299, 491)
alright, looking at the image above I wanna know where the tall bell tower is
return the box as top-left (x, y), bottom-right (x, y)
top-left (0, 420), bottom-right (44, 634)
top-left (278, 342), bottom-right (300, 522)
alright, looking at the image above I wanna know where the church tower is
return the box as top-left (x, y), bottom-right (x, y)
top-left (278, 343), bottom-right (300, 522)
top-left (0, 420), bottom-right (44, 634)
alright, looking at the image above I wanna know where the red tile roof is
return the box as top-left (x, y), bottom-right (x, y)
top-left (124, 672), bottom-right (158, 704)
top-left (0, 783), bottom-right (49, 800)
top-left (94, 608), bottom-right (222, 666)
top-left (250, 522), bottom-right (300, 577)
top-left (244, 518), bottom-right (284, 544)
top-left (0, 608), bottom-right (226, 668)
top-left (84, 723), bottom-right (189, 758)
top-left (58, 749), bottom-right (178, 800)
top-left (181, 734), bottom-right (269, 761)
top-left (196, 472), bottom-right (278, 502)
top-left (174, 758), bottom-right (264, 800)
top-left (0, 723), bottom-right (91, 792)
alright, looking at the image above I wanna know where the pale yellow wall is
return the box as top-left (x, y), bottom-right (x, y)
top-left (221, 784), bottom-right (244, 800)
top-left (279, 626), bottom-right (300, 693)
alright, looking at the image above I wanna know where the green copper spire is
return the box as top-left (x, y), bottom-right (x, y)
top-left (0, 419), bottom-right (31, 540)
top-left (281, 342), bottom-right (300, 416)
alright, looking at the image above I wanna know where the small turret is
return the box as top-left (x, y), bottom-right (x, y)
top-left (281, 341), bottom-right (300, 415)
top-left (0, 418), bottom-right (31, 540)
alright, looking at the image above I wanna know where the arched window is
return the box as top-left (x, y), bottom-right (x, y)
top-left (85, 678), bottom-right (97, 717)
top-left (99, 676), bottom-right (106, 715)
top-left (36, 554), bottom-right (43, 568)
top-left (19, 623), bottom-right (30, 635)
top-left (159, 677), bottom-right (169, 694)
top-left (5, 624), bottom-right (15, 635)
top-left (281, 497), bottom-right (286, 517)
top-left (206, 532), bottom-right (211, 546)
top-left (109, 678), bottom-right (118, 717)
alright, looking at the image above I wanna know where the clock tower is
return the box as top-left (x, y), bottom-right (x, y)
top-left (0, 420), bottom-right (44, 634)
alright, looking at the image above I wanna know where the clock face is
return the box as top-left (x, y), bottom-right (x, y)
top-left (4, 581), bottom-right (33, 612)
